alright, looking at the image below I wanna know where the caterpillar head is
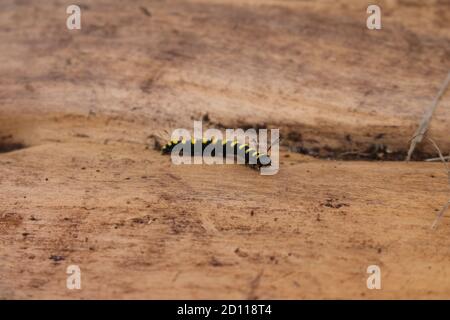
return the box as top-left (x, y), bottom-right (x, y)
top-left (258, 154), bottom-right (271, 167)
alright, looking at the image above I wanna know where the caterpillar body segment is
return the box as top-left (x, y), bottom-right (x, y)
top-left (161, 138), bottom-right (271, 168)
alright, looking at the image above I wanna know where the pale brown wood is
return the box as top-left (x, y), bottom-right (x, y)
top-left (1, 0), bottom-right (450, 299)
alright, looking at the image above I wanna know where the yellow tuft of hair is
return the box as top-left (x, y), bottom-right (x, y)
top-left (238, 144), bottom-right (248, 150)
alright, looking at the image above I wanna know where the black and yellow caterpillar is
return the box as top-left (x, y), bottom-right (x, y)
top-left (161, 138), bottom-right (271, 169)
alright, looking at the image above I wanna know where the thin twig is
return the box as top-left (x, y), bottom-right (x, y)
top-left (431, 201), bottom-right (450, 230)
top-left (406, 71), bottom-right (450, 161)
top-left (428, 138), bottom-right (449, 174)
top-left (425, 156), bottom-right (450, 162)
top-left (427, 138), bottom-right (450, 229)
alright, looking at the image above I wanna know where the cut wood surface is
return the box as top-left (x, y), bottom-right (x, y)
top-left (0, 0), bottom-right (450, 299)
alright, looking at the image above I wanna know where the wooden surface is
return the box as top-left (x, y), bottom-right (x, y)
top-left (1, 0), bottom-right (450, 299)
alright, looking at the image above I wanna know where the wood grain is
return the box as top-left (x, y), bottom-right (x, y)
top-left (1, 0), bottom-right (450, 299)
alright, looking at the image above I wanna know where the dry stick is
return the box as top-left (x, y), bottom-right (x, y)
top-left (425, 156), bottom-right (450, 162)
top-left (428, 138), bottom-right (450, 184)
top-left (406, 71), bottom-right (450, 161)
top-left (428, 138), bottom-right (450, 229)
top-left (432, 201), bottom-right (450, 230)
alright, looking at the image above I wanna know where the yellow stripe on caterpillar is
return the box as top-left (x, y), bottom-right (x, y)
top-left (231, 141), bottom-right (238, 147)
top-left (238, 144), bottom-right (248, 150)
top-left (246, 148), bottom-right (255, 154)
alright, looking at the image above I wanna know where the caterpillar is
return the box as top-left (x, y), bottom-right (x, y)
top-left (161, 138), bottom-right (272, 169)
